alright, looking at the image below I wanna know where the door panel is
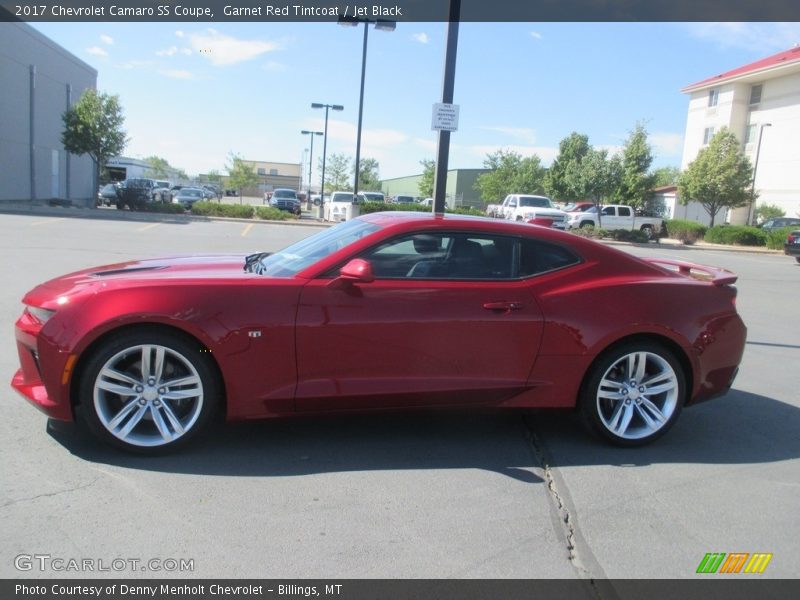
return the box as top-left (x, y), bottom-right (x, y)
top-left (295, 278), bottom-right (544, 411)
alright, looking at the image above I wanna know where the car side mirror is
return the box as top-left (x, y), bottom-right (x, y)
top-left (329, 258), bottom-right (375, 288)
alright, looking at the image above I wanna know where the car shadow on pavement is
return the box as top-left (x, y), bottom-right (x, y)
top-left (46, 390), bottom-right (799, 478)
top-left (46, 409), bottom-right (545, 484)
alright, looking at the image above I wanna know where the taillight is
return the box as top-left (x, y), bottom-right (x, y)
top-left (788, 234), bottom-right (798, 243)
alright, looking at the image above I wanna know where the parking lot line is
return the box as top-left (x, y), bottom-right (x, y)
top-left (241, 223), bottom-right (254, 237)
top-left (29, 217), bottom-right (65, 226)
top-left (137, 222), bottom-right (162, 232)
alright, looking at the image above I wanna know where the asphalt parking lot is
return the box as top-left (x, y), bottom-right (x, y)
top-left (0, 209), bottom-right (798, 581)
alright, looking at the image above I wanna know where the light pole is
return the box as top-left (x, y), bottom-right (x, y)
top-left (339, 16), bottom-right (395, 196)
top-left (301, 130), bottom-right (322, 210)
top-left (749, 122), bottom-right (772, 226)
top-left (312, 102), bottom-right (344, 219)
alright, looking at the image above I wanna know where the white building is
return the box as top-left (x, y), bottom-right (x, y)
top-left (0, 22), bottom-right (97, 206)
top-left (680, 46), bottom-right (800, 224)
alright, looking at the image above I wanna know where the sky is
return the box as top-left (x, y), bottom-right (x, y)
top-left (30, 20), bottom-right (800, 186)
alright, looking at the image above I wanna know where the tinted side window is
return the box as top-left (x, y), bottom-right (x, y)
top-left (618, 206), bottom-right (632, 217)
top-left (519, 239), bottom-right (580, 277)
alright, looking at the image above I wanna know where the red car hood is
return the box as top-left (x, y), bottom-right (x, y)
top-left (24, 254), bottom-right (252, 307)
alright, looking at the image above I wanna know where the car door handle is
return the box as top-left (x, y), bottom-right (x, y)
top-left (483, 301), bottom-right (524, 311)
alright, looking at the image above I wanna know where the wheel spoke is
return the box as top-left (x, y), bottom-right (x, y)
top-left (116, 404), bottom-right (148, 439)
top-left (96, 380), bottom-right (138, 397)
top-left (100, 367), bottom-right (139, 386)
top-left (107, 398), bottom-right (142, 429)
top-left (153, 346), bottom-right (165, 383)
top-left (627, 352), bottom-right (647, 382)
top-left (140, 346), bottom-right (152, 379)
top-left (159, 402), bottom-right (186, 436)
top-left (640, 398), bottom-right (667, 425)
top-left (643, 380), bottom-right (676, 396)
top-left (161, 375), bottom-right (201, 389)
top-left (162, 387), bottom-right (202, 401)
top-left (150, 405), bottom-right (174, 442)
top-left (641, 370), bottom-right (673, 388)
top-left (634, 403), bottom-right (658, 430)
top-left (612, 404), bottom-right (634, 436)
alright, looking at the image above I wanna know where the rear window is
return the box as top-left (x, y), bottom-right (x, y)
top-left (519, 239), bottom-right (581, 277)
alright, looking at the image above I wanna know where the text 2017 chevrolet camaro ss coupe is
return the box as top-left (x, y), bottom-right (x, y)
top-left (13, 213), bottom-right (746, 453)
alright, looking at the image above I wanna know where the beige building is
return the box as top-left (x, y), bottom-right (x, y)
top-left (230, 160), bottom-right (302, 197)
top-left (680, 46), bottom-right (800, 224)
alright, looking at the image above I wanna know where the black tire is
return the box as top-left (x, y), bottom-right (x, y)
top-left (579, 341), bottom-right (685, 447)
top-left (77, 329), bottom-right (221, 454)
top-left (795, 257), bottom-right (800, 264)
top-left (515, 216), bottom-right (523, 222)
top-left (640, 225), bottom-right (654, 240)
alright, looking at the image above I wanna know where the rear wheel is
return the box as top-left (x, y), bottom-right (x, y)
top-left (640, 224), bottom-right (654, 240)
top-left (580, 341), bottom-right (685, 446)
top-left (78, 330), bottom-right (220, 454)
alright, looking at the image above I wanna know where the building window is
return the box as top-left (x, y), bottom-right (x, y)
top-left (708, 89), bottom-right (719, 107)
top-left (744, 124), bottom-right (757, 144)
top-left (703, 127), bottom-right (715, 145)
top-left (749, 84), bottom-right (762, 105)
top-left (269, 169), bottom-right (278, 176)
top-left (257, 168), bottom-right (266, 176)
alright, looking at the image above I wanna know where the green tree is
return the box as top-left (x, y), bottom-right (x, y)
top-left (356, 157), bottom-right (381, 191)
top-left (613, 123), bottom-right (656, 210)
top-left (544, 132), bottom-right (591, 202)
top-left (226, 153), bottom-right (260, 204)
top-left (475, 149), bottom-right (547, 203)
top-left (319, 153), bottom-right (352, 191)
top-left (565, 149), bottom-right (618, 227)
top-left (677, 128), bottom-right (754, 227)
top-left (143, 156), bottom-right (171, 179)
top-left (61, 89), bottom-right (127, 199)
top-left (651, 166), bottom-right (681, 187)
top-left (418, 159), bottom-right (435, 198)
top-left (754, 203), bottom-right (785, 222)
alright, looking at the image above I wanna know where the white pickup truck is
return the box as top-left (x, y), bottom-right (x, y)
top-left (486, 194), bottom-right (568, 228)
top-left (565, 204), bottom-right (664, 239)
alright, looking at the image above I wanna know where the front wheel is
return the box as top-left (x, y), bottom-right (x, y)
top-left (579, 342), bottom-right (685, 446)
top-left (640, 225), bottom-right (654, 240)
top-left (77, 330), bottom-right (221, 454)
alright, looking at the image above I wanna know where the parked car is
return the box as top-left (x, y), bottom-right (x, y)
top-left (172, 187), bottom-right (205, 210)
top-left (116, 178), bottom-right (156, 210)
top-left (361, 191), bottom-right (385, 203)
top-left (494, 194), bottom-right (569, 228)
top-left (784, 229), bottom-right (800, 263)
top-left (12, 212), bottom-right (746, 453)
top-left (566, 204), bottom-right (664, 239)
top-left (97, 183), bottom-right (120, 207)
top-left (760, 217), bottom-right (800, 232)
top-left (393, 194), bottom-right (419, 204)
top-left (563, 202), bottom-right (595, 213)
top-left (153, 180), bottom-right (171, 203)
top-left (268, 188), bottom-right (302, 216)
top-left (327, 191), bottom-right (363, 222)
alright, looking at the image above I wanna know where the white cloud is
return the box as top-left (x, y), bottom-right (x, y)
top-left (650, 132), bottom-right (684, 157)
top-left (480, 126), bottom-right (538, 144)
top-left (100, 34), bottom-right (113, 45)
top-left (158, 69), bottom-right (195, 80)
top-left (189, 29), bottom-right (280, 66)
top-left (683, 23), bottom-right (800, 53)
top-left (156, 46), bottom-right (179, 57)
top-left (596, 144), bottom-right (624, 158)
top-left (530, 31), bottom-right (543, 40)
top-left (181, 48), bottom-right (192, 56)
top-left (175, 30), bottom-right (185, 38)
top-left (115, 60), bottom-right (154, 70)
top-left (86, 46), bottom-right (108, 57)
top-left (412, 33), bottom-right (429, 44)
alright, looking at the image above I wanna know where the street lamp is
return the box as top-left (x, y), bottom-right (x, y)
top-left (301, 130), bottom-right (322, 210)
top-left (311, 102), bottom-right (344, 219)
top-left (749, 122), bottom-right (772, 226)
top-left (338, 16), bottom-right (396, 196)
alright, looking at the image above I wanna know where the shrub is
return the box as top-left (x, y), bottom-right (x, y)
top-left (765, 226), bottom-right (796, 250)
top-left (665, 219), bottom-right (707, 245)
top-left (141, 203), bottom-right (186, 214)
top-left (569, 226), bottom-right (609, 239)
top-left (255, 206), bottom-right (294, 221)
top-left (191, 201), bottom-right (254, 219)
top-left (704, 225), bottom-right (766, 246)
top-left (359, 202), bottom-right (429, 215)
top-left (447, 206), bottom-right (485, 216)
top-left (754, 203), bottom-right (785, 222)
top-left (610, 229), bottom-right (651, 243)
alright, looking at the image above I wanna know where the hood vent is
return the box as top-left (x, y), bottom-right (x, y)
top-left (92, 266), bottom-right (166, 277)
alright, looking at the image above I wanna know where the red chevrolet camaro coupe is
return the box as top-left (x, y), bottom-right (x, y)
top-left (13, 212), bottom-right (746, 453)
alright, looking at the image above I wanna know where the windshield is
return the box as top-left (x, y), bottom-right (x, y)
top-left (331, 193), bottom-right (354, 203)
top-left (180, 189), bottom-right (203, 198)
top-left (247, 218), bottom-right (380, 277)
top-left (519, 197), bottom-right (551, 208)
top-left (273, 190), bottom-right (297, 199)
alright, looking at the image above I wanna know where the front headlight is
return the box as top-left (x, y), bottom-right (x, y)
top-left (26, 306), bottom-right (56, 324)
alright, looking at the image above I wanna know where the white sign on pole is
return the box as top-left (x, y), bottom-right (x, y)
top-left (431, 103), bottom-right (460, 132)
